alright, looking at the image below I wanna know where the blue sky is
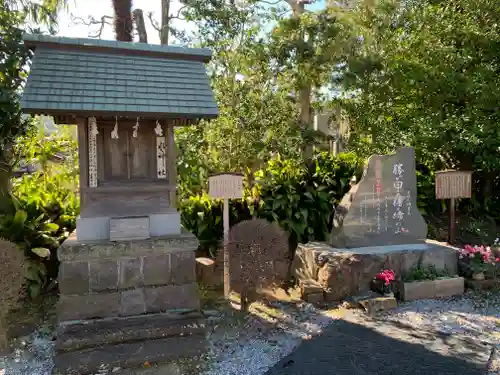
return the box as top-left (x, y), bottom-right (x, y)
top-left (56, 0), bottom-right (327, 44)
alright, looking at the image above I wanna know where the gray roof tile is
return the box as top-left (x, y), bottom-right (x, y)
top-left (21, 35), bottom-right (219, 119)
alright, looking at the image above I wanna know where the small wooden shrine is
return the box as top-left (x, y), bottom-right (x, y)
top-left (21, 34), bottom-right (218, 374)
top-left (21, 34), bottom-right (218, 241)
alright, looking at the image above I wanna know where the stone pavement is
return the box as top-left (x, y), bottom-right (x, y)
top-left (264, 311), bottom-right (488, 375)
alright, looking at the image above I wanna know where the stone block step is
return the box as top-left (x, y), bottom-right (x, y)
top-left (52, 333), bottom-right (205, 375)
top-left (56, 311), bottom-right (205, 353)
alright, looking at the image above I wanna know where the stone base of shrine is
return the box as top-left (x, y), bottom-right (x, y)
top-left (52, 312), bottom-right (206, 375)
top-left (54, 232), bottom-right (204, 374)
top-left (76, 212), bottom-right (181, 241)
top-left (292, 240), bottom-right (459, 302)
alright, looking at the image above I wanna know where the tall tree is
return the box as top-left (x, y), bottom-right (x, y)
top-left (338, 0), bottom-right (500, 197)
top-left (1, 0), bottom-right (69, 212)
top-left (112, 0), bottom-right (133, 41)
top-left (6, 0), bottom-right (69, 32)
top-left (0, 0), bottom-right (32, 212)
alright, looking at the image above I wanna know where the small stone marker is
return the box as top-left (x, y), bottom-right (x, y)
top-left (109, 216), bottom-right (150, 241)
top-left (435, 170), bottom-right (472, 244)
top-left (227, 219), bottom-right (289, 310)
top-left (331, 147), bottom-right (427, 248)
top-left (208, 173), bottom-right (244, 299)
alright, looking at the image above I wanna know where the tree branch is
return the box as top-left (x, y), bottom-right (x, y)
top-left (147, 12), bottom-right (161, 32)
top-left (70, 14), bottom-right (113, 39)
top-left (171, 5), bottom-right (188, 20)
top-left (259, 0), bottom-right (282, 5)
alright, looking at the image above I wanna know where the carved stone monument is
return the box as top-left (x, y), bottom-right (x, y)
top-left (331, 147), bottom-right (427, 248)
top-left (292, 147), bottom-right (459, 302)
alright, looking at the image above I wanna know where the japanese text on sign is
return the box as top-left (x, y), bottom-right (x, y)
top-left (375, 159), bottom-right (382, 233)
top-left (435, 171), bottom-right (472, 199)
top-left (392, 163), bottom-right (408, 234)
top-left (209, 173), bottom-right (244, 199)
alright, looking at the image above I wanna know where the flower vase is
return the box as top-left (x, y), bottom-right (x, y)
top-left (371, 278), bottom-right (392, 296)
top-left (472, 272), bottom-right (485, 281)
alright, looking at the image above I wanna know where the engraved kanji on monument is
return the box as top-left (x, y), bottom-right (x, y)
top-left (330, 147), bottom-right (427, 248)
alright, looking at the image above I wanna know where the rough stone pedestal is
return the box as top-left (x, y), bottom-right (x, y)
top-left (292, 240), bottom-right (459, 302)
top-left (54, 231), bottom-right (205, 375)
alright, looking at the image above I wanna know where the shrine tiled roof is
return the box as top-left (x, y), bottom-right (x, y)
top-left (20, 34), bottom-right (219, 121)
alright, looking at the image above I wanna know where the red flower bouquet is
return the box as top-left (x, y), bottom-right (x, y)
top-left (371, 269), bottom-right (396, 295)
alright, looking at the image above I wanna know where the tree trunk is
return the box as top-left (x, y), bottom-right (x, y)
top-left (112, 0), bottom-right (133, 41)
top-left (299, 85), bottom-right (312, 158)
top-left (160, 0), bottom-right (170, 45)
top-left (288, 0), bottom-right (313, 158)
top-left (132, 9), bottom-right (148, 43)
top-left (0, 160), bottom-right (13, 215)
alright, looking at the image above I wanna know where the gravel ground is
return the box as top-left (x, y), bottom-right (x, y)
top-left (0, 331), bottom-right (54, 375)
top-left (1, 291), bottom-right (500, 375)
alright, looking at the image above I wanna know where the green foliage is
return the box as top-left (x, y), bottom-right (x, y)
top-left (339, 0), bottom-right (500, 221)
top-left (0, 1), bottom-right (32, 210)
top-left (179, 194), bottom-right (252, 256)
top-left (180, 151), bottom-right (363, 256)
top-left (0, 124), bottom-right (78, 298)
top-left (403, 265), bottom-right (452, 282)
top-left (5, 0), bottom-right (69, 32)
top-left (255, 151), bottom-right (363, 245)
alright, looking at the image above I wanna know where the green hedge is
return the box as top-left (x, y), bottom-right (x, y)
top-left (179, 152), bottom-right (364, 256)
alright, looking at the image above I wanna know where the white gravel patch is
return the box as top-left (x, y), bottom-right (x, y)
top-left (3, 292), bottom-right (500, 375)
top-left (379, 293), bottom-right (500, 345)
top-left (0, 330), bottom-right (54, 375)
top-left (200, 301), bottom-right (339, 375)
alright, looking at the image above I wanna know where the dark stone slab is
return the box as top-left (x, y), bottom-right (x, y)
top-left (52, 334), bottom-right (205, 375)
top-left (58, 293), bottom-right (120, 321)
top-left (58, 261), bottom-right (90, 295)
top-left (330, 147), bottom-right (427, 248)
top-left (144, 284), bottom-right (200, 313)
top-left (55, 311), bottom-right (205, 353)
top-left (119, 258), bottom-right (143, 289)
top-left (89, 259), bottom-right (119, 292)
top-left (170, 251), bottom-right (196, 285)
top-left (143, 254), bottom-right (170, 286)
top-left (120, 288), bottom-right (146, 316)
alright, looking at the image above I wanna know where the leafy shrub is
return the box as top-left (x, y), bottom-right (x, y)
top-left (0, 125), bottom-right (78, 298)
top-left (179, 194), bottom-right (252, 256)
top-left (0, 238), bottom-right (25, 350)
top-left (403, 265), bottom-right (452, 282)
top-left (180, 151), bottom-right (363, 257)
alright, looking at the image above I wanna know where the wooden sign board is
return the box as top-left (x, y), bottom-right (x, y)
top-left (435, 170), bottom-right (472, 199)
top-left (208, 173), bottom-right (244, 300)
top-left (209, 173), bottom-right (244, 199)
top-left (110, 216), bottom-right (150, 241)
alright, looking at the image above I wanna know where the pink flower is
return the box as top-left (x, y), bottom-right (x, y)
top-left (375, 269), bottom-right (396, 286)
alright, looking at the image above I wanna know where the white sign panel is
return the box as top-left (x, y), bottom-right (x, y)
top-left (209, 173), bottom-right (244, 199)
top-left (109, 216), bottom-right (150, 241)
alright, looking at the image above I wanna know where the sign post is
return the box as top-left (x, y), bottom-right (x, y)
top-left (208, 173), bottom-right (244, 299)
top-left (435, 170), bottom-right (472, 244)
